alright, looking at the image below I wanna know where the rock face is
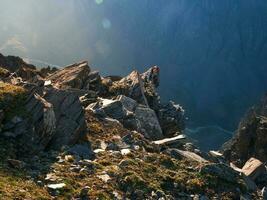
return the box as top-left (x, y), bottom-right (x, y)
top-left (223, 95), bottom-right (267, 166)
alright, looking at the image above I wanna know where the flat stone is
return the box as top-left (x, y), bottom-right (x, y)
top-left (241, 157), bottom-right (266, 180)
top-left (47, 183), bottom-right (66, 190)
top-left (168, 149), bottom-right (208, 163)
top-left (153, 134), bottom-right (186, 146)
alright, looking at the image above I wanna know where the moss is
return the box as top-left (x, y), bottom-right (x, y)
top-left (0, 82), bottom-right (27, 120)
top-left (0, 67), bottom-right (10, 78)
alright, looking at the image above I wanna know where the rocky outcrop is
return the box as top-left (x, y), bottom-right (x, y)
top-left (87, 96), bottom-right (163, 140)
top-left (47, 61), bottom-right (91, 90)
top-left (223, 95), bottom-right (267, 166)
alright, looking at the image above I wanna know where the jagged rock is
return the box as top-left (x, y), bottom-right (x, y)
top-left (47, 61), bottom-right (91, 89)
top-left (223, 96), bottom-right (267, 166)
top-left (87, 97), bottom-right (163, 140)
top-left (25, 93), bottom-right (57, 149)
top-left (200, 163), bottom-right (240, 183)
top-left (43, 88), bottom-right (87, 149)
top-left (135, 105), bottom-right (163, 140)
top-left (158, 101), bottom-right (185, 137)
top-left (110, 70), bottom-right (149, 106)
top-left (241, 157), bottom-right (266, 180)
top-left (116, 95), bottom-right (137, 112)
top-left (102, 99), bottom-right (127, 120)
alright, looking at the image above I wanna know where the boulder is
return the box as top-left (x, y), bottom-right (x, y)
top-left (200, 163), bottom-right (240, 183)
top-left (135, 105), bottom-right (163, 140)
top-left (43, 88), bottom-right (87, 149)
top-left (158, 101), bottom-right (185, 137)
top-left (241, 157), bottom-right (266, 180)
top-left (26, 93), bottom-right (57, 149)
top-left (47, 61), bottom-right (91, 90)
top-left (102, 99), bottom-right (127, 121)
top-left (116, 95), bottom-right (137, 112)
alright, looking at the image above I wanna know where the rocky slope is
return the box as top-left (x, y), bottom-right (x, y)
top-left (0, 53), bottom-right (265, 199)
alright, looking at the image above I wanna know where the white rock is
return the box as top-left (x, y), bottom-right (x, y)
top-left (121, 149), bottom-right (131, 155)
top-left (47, 183), bottom-right (66, 190)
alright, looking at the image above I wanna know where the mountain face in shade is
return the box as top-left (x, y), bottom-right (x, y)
top-left (1, 0), bottom-right (267, 130)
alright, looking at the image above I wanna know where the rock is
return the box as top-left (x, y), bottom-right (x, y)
top-left (200, 163), bottom-right (240, 183)
top-left (97, 172), bottom-right (111, 183)
top-left (64, 155), bottom-right (75, 162)
top-left (43, 88), bottom-right (87, 149)
top-left (80, 186), bottom-right (90, 198)
top-left (45, 173), bottom-right (60, 182)
top-left (116, 95), bottom-right (137, 112)
top-left (22, 93), bottom-right (56, 151)
top-left (67, 144), bottom-right (94, 160)
top-left (164, 148), bottom-right (208, 163)
top-left (135, 105), bottom-right (163, 140)
top-left (158, 101), bottom-right (185, 137)
top-left (79, 91), bottom-right (98, 107)
top-left (241, 157), bottom-right (266, 180)
top-left (242, 175), bottom-right (257, 191)
top-left (47, 61), bottom-right (91, 90)
top-left (110, 70), bottom-right (149, 106)
top-left (47, 183), bottom-right (66, 190)
top-left (93, 149), bottom-right (105, 154)
top-left (261, 187), bottom-right (267, 200)
top-left (153, 134), bottom-right (186, 147)
top-left (0, 53), bottom-right (36, 72)
top-left (101, 99), bottom-right (127, 120)
top-left (183, 143), bottom-right (198, 152)
top-left (121, 149), bottom-right (131, 155)
top-left (7, 159), bottom-right (25, 169)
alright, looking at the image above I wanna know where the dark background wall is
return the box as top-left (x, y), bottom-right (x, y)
top-left (1, 0), bottom-right (267, 131)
